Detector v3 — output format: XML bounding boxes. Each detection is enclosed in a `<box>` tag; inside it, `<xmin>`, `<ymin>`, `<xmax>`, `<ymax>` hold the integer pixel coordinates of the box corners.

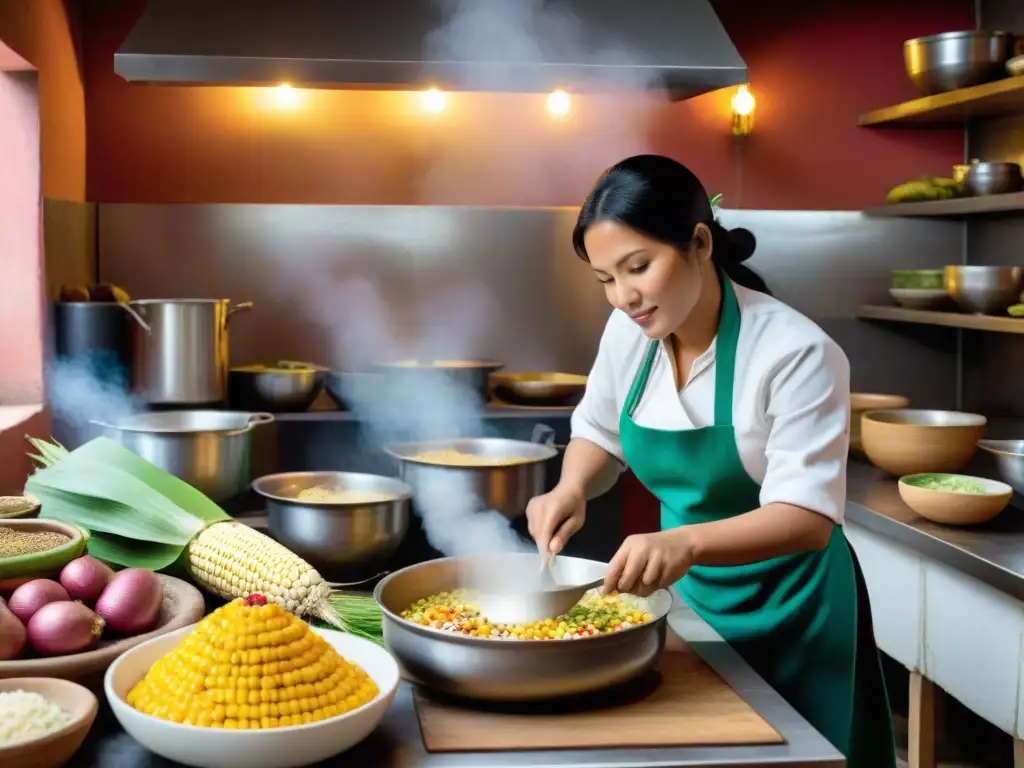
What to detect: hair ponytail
<box><xmin>706</xmin><ymin>221</ymin><xmax>772</xmax><ymax>295</ymax></box>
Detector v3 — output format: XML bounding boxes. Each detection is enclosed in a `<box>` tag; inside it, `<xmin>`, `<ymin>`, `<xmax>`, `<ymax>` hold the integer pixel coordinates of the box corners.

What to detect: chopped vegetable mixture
<box><xmin>400</xmin><ymin>589</ymin><xmax>654</xmax><ymax>640</ymax></box>
<box><xmin>905</xmin><ymin>474</ymin><xmax>987</xmax><ymax>494</ymax></box>
<box><xmin>126</xmin><ymin>595</ymin><xmax>378</xmax><ymax>729</ymax></box>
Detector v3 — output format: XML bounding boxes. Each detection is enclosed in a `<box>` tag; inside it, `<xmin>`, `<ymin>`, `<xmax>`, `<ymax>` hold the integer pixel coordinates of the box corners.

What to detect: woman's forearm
<box><xmin>683</xmin><ymin>503</ymin><xmax>834</xmax><ymax>567</ymax></box>
<box><xmin>556</xmin><ymin>438</ymin><xmax>622</xmax><ymax>500</ymax></box>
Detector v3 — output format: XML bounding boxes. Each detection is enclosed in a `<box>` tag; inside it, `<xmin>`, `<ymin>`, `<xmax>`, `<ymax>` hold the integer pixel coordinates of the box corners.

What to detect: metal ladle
<box><xmin>470</xmin><ymin>553</ymin><xmax>604</xmax><ymax>625</ymax></box>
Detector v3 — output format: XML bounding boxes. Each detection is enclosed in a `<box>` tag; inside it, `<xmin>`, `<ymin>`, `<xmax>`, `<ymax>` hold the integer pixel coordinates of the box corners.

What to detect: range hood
<box><xmin>115</xmin><ymin>0</ymin><xmax>747</xmax><ymax>100</ymax></box>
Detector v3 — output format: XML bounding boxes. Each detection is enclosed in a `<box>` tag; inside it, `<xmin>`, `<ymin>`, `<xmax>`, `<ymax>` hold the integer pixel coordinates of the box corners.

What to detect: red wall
<box><xmin>82</xmin><ymin>0</ymin><xmax>972</xmax><ymax>211</ymax></box>
<box><xmin>79</xmin><ymin>0</ymin><xmax>974</xmax><ymax>534</ymax></box>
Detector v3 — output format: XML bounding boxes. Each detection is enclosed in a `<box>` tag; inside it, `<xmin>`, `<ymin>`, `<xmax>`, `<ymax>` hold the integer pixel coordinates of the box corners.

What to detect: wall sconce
<box><xmin>730</xmin><ymin>84</ymin><xmax>755</xmax><ymax>137</ymax></box>
<box><xmin>547</xmin><ymin>89</ymin><xmax>571</xmax><ymax>119</ymax></box>
<box><xmin>421</xmin><ymin>87</ymin><xmax>447</xmax><ymax>114</ymax></box>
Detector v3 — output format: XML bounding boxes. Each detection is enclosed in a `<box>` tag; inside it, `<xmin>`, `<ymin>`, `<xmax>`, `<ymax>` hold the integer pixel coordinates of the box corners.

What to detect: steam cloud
<box><xmin>45</xmin><ymin>357</ymin><xmax>142</xmax><ymax>447</ymax></box>
<box><xmin>36</xmin><ymin>1</ymin><xmax>664</xmax><ymax>571</ymax></box>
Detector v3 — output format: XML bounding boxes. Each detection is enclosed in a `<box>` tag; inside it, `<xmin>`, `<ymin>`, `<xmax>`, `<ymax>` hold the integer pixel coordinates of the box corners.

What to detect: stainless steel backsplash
<box><xmin>96</xmin><ymin>204</ymin><xmax>962</xmax><ymax>408</ymax></box>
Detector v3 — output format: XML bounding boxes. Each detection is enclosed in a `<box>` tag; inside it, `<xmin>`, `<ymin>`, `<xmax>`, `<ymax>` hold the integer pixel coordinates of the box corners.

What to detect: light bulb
<box><xmin>547</xmin><ymin>89</ymin><xmax>571</xmax><ymax>118</ymax></box>
<box><xmin>421</xmin><ymin>87</ymin><xmax>447</xmax><ymax>114</ymax></box>
<box><xmin>731</xmin><ymin>84</ymin><xmax>755</xmax><ymax>117</ymax></box>
<box><xmin>274</xmin><ymin>83</ymin><xmax>299</xmax><ymax>109</ymax></box>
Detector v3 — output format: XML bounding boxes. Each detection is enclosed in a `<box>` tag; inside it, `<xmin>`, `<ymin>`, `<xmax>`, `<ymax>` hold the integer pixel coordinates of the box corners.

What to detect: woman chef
<box><xmin>526</xmin><ymin>154</ymin><xmax>896</xmax><ymax>767</ymax></box>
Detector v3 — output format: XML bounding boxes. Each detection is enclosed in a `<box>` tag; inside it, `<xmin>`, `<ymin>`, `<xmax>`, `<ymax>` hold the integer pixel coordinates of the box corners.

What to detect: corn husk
<box><xmin>24</xmin><ymin>436</ymin><xmax>382</xmax><ymax>644</ymax></box>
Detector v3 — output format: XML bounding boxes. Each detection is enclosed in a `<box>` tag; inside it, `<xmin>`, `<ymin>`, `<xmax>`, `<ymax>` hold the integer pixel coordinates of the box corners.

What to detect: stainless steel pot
<box><xmin>127</xmin><ymin>299</ymin><xmax>253</xmax><ymax>406</ymax></box>
<box><xmin>384</xmin><ymin>430</ymin><xmax>559</xmax><ymax>519</ymax></box>
<box><xmin>93</xmin><ymin>410</ymin><xmax>274</xmax><ymax>501</ymax></box>
<box><xmin>374</xmin><ymin>555</ymin><xmax>672</xmax><ymax>701</ymax></box>
<box><xmin>252</xmin><ymin>471</ymin><xmax>412</xmax><ymax>569</ymax></box>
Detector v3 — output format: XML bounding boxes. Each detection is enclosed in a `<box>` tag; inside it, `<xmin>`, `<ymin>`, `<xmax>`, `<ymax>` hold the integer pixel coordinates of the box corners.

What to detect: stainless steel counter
<box><xmin>846</xmin><ymin>456</ymin><xmax>1024</xmax><ymax>601</ymax></box>
<box><xmin>69</xmin><ymin>601</ymin><xmax>844</xmax><ymax>767</ymax></box>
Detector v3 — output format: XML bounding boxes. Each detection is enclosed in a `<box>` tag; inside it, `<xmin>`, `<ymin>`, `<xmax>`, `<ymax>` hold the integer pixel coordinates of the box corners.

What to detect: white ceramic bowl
<box><xmin>105</xmin><ymin>625</ymin><xmax>399</xmax><ymax>768</ymax></box>
<box><xmin>889</xmin><ymin>287</ymin><xmax>949</xmax><ymax>310</ymax></box>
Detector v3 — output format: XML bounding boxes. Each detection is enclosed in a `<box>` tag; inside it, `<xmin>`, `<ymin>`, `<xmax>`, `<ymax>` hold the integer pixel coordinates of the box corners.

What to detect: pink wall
<box><xmin>0</xmin><ymin>62</ymin><xmax>44</xmax><ymax>404</ymax></box>
<box><xmin>0</xmin><ymin>41</ymin><xmax>49</xmax><ymax>493</ymax></box>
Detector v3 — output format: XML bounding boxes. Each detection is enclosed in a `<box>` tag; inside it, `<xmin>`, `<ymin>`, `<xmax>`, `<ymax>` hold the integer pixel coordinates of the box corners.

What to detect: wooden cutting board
<box><xmin>414</xmin><ymin>638</ymin><xmax>784</xmax><ymax>752</ymax></box>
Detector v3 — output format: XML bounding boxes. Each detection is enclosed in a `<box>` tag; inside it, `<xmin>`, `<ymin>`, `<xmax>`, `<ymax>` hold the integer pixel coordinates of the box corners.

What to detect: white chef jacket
<box><xmin>571</xmin><ymin>279</ymin><xmax>850</xmax><ymax>524</ymax></box>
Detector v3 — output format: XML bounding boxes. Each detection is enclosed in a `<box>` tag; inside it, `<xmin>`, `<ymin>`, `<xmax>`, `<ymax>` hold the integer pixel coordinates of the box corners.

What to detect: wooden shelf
<box><xmin>858</xmin><ymin>305</ymin><xmax>1024</xmax><ymax>333</ymax></box>
<box><xmin>863</xmin><ymin>192</ymin><xmax>1024</xmax><ymax>218</ymax></box>
<box><xmin>857</xmin><ymin>75</ymin><xmax>1024</xmax><ymax>127</ymax></box>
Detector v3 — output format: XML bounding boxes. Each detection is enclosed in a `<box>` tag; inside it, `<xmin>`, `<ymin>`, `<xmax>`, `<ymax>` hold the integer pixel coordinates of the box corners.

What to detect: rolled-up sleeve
<box><xmin>571</xmin><ymin>319</ymin><xmax>625</xmax><ymax>464</ymax></box>
<box><xmin>758</xmin><ymin>338</ymin><xmax>850</xmax><ymax>523</ymax></box>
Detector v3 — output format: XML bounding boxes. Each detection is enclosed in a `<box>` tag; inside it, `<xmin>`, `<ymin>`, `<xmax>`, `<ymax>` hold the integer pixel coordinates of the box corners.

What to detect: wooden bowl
<box><xmin>0</xmin><ymin>677</ymin><xmax>98</xmax><ymax>768</ymax></box>
<box><xmin>860</xmin><ymin>409</ymin><xmax>986</xmax><ymax>476</ymax></box>
<box><xmin>0</xmin><ymin>496</ymin><xmax>40</xmax><ymax>520</ymax></box>
<box><xmin>849</xmin><ymin>393</ymin><xmax>910</xmax><ymax>454</ymax></box>
<box><xmin>899</xmin><ymin>474</ymin><xmax>1012</xmax><ymax>525</ymax></box>
<box><xmin>0</xmin><ymin>574</ymin><xmax>205</xmax><ymax>685</ymax></box>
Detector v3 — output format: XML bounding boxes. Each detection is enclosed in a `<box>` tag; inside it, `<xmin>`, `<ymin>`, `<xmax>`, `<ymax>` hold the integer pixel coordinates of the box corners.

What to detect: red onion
<box><xmin>60</xmin><ymin>556</ymin><xmax>115</xmax><ymax>603</ymax></box>
<box><xmin>8</xmin><ymin>579</ymin><xmax>70</xmax><ymax>624</ymax></box>
<box><xmin>95</xmin><ymin>568</ymin><xmax>163</xmax><ymax>636</ymax></box>
<box><xmin>0</xmin><ymin>597</ymin><xmax>26</xmax><ymax>660</ymax></box>
<box><xmin>27</xmin><ymin>601</ymin><xmax>104</xmax><ymax>656</ymax></box>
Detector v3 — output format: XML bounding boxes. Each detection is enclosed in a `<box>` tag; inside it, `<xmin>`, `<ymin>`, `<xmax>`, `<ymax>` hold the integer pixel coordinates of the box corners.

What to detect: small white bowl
<box><xmin>889</xmin><ymin>287</ymin><xmax>949</xmax><ymax>310</ymax></box>
<box><xmin>105</xmin><ymin>625</ymin><xmax>399</xmax><ymax>768</ymax></box>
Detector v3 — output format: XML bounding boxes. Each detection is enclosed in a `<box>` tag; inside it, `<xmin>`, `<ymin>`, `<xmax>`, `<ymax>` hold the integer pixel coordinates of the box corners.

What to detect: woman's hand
<box><xmin>526</xmin><ymin>485</ymin><xmax>586</xmax><ymax>557</ymax></box>
<box><xmin>604</xmin><ymin>529</ymin><xmax>695</xmax><ymax>597</ymax></box>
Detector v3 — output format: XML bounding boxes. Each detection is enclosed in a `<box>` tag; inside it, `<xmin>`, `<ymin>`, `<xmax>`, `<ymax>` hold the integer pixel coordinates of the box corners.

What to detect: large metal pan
<box><xmin>490</xmin><ymin>371</ymin><xmax>587</xmax><ymax>406</ymax></box>
<box><xmin>374</xmin><ymin>555</ymin><xmax>672</xmax><ymax>701</ymax></box>
<box><xmin>383</xmin><ymin>428</ymin><xmax>559</xmax><ymax>519</ymax></box>
<box><xmin>375</xmin><ymin>360</ymin><xmax>504</xmax><ymax>401</ymax></box>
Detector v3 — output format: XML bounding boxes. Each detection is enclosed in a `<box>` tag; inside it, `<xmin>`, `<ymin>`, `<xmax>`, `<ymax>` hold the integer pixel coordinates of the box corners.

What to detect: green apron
<box><xmin>617</xmin><ymin>274</ymin><xmax>896</xmax><ymax>766</ymax></box>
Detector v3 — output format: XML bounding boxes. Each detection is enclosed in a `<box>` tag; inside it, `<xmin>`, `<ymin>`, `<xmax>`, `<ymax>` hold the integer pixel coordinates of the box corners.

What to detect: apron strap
<box><xmin>713</xmin><ymin>273</ymin><xmax>741</xmax><ymax>428</ymax></box>
<box><xmin>623</xmin><ymin>269</ymin><xmax>743</xmax><ymax>426</ymax></box>
<box><xmin>625</xmin><ymin>339</ymin><xmax>660</xmax><ymax>419</ymax></box>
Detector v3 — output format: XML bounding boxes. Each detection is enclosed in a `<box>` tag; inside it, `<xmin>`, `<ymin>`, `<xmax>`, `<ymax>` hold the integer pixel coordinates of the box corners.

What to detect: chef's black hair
<box><xmin>572</xmin><ymin>154</ymin><xmax>772</xmax><ymax>295</ymax></box>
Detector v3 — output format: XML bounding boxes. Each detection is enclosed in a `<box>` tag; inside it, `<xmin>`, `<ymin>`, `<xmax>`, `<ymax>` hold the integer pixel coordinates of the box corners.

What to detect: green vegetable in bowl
<box><xmin>903</xmin><ymin>474</ymin><xmax>987</xmax><ymax>494</ymax></box>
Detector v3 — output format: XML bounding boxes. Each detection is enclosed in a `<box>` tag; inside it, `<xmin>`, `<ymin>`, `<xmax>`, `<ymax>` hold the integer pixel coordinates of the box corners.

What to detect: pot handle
<box><xmin>247</xmin><ymin>412</ymin><xmax>275</xmax><ymax>428</ymax></box>
<box><xmin>531</xmin><ymin>423</ymin><xmax>567</xmax><ymax>450</ymax></box>
<box><xmin>226</xmin><ymin>301</ymin><xmax>254</xmax><ymax>321</ymax></box>
<box><xmin>120</xmin><ymin>302</ymin><xmax>151</xmax><ymax>334</ymax></box>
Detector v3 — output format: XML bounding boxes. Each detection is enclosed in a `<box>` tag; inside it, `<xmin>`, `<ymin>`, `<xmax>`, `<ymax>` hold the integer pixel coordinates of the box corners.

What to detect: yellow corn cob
<box><xmin>186</xmin><ymin>521</ymin><xmax>338</xmax><ymax>627</ymax></box>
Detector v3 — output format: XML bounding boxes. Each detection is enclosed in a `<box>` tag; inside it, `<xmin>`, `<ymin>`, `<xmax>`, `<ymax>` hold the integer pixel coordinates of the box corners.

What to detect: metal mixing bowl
<box><xmin>228</xmin><ymin>364</ymin><xmax>323</xmax><ymax>413</ymax></box>
<box><xmin>964</xmin><ymin>162</ymin><xmax>1024</xmax><ymax>196</ymax></box>
<box><xmin>252</xmin><ymin>471</ymin><xmax>412</xmax><ymax>569</ymax></box>
<box><xmin>384</xmin><ymin>437</ymin><xmax>559</xmax><ymax>519</ymax></box>
<box><xmin>904</xmin><ymin>30</ymin><xmax>1013</xmax><ymax>95</ymax></box>
<box><xmin>977</xmin><ymin>440</ymin><xmax>1024</xmax><ymax>496</ymax></box>
<box><xmin>944</xmin><ymin>265</ymin><xmax>1023</xmax><ymax>315</ymax></box>
<box><xmin>374</xmin><ymin>555</ymin><xmax>672</xmax><ymax>701</ymax></box>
